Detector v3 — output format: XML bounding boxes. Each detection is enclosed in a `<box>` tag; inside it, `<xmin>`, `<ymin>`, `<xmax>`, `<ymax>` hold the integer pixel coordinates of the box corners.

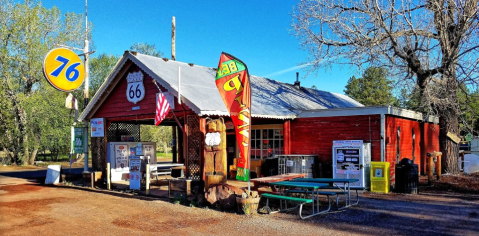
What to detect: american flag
<box><xmin>155</xmin><ymin>92</ymin><xmax>170</xmax><ymax>126</ymax></box>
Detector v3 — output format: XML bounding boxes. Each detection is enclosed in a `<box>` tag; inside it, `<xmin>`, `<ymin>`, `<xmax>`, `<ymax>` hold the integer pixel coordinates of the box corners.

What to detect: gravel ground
<box><xmin>1</xmin><ymin>181</ymin><xmax>478</xmax><ymax>236</ymax></box>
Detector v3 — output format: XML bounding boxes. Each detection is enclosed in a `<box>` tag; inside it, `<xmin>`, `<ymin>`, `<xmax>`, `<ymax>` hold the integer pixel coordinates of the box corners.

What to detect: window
<box><xmin>250</xmin><ymin>128</ymin><xmax>283</xmax><ymax>159</ymax></box>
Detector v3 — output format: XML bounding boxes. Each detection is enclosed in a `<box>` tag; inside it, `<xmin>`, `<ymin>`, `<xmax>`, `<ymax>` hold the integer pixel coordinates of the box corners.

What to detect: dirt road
<box><xmin>1</xmin><ymin>181</ymin><xmax>478</xmax><ymax>236</ymax></box>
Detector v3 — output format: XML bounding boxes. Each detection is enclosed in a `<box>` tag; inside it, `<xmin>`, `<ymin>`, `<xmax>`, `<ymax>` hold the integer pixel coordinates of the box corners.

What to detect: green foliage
<box><xmin>130</xmin><ymin>43</ymin><xmax>164</xmax><ymax>57</ymax></box>
<box><xmin>457</xmin><ymin>86</ymin><xmax>479</xmax><ymax>135</ymax></box>
<box><xmin>0</xmin><ymin>0</ymin><xmax>90</xmax><ymax>165</ymax></box>
<box><xmin>344</xmin><ymin>67</ymin><xmax>399</xmax><ymax>106</ymax></box>
<box><xmin>397</xmin><ymin>87</ymin><xmax>422</xmax><ymax>111</ymax></box>
<box><xmin>141</xmin><ymin>125</ymin><xmax>172</xmax><ymax>154</ymax></box>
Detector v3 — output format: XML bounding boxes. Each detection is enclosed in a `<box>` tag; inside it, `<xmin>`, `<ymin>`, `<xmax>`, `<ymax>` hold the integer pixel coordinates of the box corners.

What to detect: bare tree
<box><xmin>292</xmin><ymin>0</ymin><xmax>479</xmax><ymax>173</ymax></box>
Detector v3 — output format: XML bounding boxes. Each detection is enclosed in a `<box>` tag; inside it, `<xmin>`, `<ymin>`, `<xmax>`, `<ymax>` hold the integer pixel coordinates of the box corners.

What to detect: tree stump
<box><xmin>205</xmin><ymin>183</ymin><xmax>244</xmax><ymax>209</ymax></box>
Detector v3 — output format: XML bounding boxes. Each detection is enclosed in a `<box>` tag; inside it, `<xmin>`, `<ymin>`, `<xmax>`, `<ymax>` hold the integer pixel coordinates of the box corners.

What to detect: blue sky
<box><xmin>40</xmin><ymin>0</ymin><xmax>357</xmax><ymax>94</ymax></box>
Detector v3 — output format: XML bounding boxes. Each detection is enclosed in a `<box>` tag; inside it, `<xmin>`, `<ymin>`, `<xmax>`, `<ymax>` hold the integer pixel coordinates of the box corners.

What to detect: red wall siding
<box><xmin>94</xmin><ymin>64</ymin><xmax>157</xmax><ymax>118</ymax></box>
<box><xmin>290</xmin><ymin>115</ymin><xmax>382</xmax><ymax>163</ymax></box>
<box><xmin>421</xmin><ymin>122</ymin><xmax>440</xmax><ymax>174</ymax></box>
<box><xmin>385</xmin><ymin>116</ymin><xmax>421</xmax><ymax>182</ymax></box>
<box><xmin>92</xmin><ymin>64</ymin><xmax>188</xmax><ymax>119</ymax></box>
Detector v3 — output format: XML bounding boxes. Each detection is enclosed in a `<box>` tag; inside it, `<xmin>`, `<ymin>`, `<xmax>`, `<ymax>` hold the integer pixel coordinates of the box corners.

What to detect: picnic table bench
<box><xmin>261</xmin><ymin>181</ymin><xmax>331</xmax><ymax>219</ymax></box>
<box><xmin>291</xmin><ymin>178</ymin><xmax>362</xmax><ymax>209</ymax></box>
<box><xmin>261</xmin><ymin>178</ymin><xmax>363</xmax><ymax>219</ymax></box>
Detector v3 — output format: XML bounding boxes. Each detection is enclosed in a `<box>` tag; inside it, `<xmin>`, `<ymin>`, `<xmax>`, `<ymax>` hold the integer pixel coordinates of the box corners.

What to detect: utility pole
<box><xmin>83</xmin><ymin>0</ymin><xmax>90</xmax><ymax>173</ymax></box>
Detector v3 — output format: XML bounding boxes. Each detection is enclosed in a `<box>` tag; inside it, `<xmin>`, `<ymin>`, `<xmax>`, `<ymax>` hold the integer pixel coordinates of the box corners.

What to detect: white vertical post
<box><xmin>380</xmin><ymin>114</ymin><xmax>385</xmax><ymax>162</ymax></box>
<box><xmin>83</xmin><ymin>126</ymin><xmax>89</xmax><ymax>172</ymax></box>
<box><xmin>107</xmin><ymin>162</ymin><xmax>111</xmax><ymax>190</ymax></box>
<box><xmin>172</xmin><ymin>16</ymin><xmax>175</xmax><ymax>61</ymax></box>
<box><xmin>70</xmin><ymin>126</ymin><xmax>73</xmax><ymax>171</ymax></box>
<box><xmin>146</xmin><ymin>163</ymin><xmax>150</xmax><ymax>195</ymax></box>
<box><xmin>83</xmin><ymin>0</ymin><xmax>90</xmax><ymax>173</ymax></box>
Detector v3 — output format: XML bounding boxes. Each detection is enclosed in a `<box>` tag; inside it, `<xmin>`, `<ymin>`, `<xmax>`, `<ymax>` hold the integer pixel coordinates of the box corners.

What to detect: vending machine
<box><xmin>332</xmin><ymin>140</ymin><xmax>371</xmax><ymax>188</ymax></box>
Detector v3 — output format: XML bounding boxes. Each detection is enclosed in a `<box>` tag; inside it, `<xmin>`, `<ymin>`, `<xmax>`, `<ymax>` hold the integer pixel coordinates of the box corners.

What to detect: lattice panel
<box><xmin>107</xmin><ymin>123</ymin><xmax>140</xmax><ymax>142</ymax></box>
<box><xmin>91</xmin><ymin>123</ymin><xmax>140</xmax><ymax>173</ymax></box>
<box><xmin>91</xmin><ymin>137</ymin><xmax>105</xmax><ymax>171</ymax></box>
<box><xmin>187</xmin><ymin>115</ymin><xmax>201</xmax><ymax>180</ymax></box>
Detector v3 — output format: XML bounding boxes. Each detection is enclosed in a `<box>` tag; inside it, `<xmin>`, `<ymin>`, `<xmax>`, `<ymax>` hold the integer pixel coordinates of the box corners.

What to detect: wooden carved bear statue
<box><xmin>204</xmin><ymin>117</ymin><xmax>227</xmax><ymax>187</ymax></box>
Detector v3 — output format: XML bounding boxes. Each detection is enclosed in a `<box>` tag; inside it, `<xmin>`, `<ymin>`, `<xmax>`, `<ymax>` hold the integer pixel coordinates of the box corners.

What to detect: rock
<box><xmin>205</xmin><ymin>184</ymin><xmax>245</xmax><ymax>209</ymax></box>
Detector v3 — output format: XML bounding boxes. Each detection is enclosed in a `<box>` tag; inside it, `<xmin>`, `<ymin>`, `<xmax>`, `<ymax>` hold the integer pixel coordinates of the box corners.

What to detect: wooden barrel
<box><xmin>236</xmin><ymin>197</ymin><xmax>260</xmax><ymax>214</ymax></box>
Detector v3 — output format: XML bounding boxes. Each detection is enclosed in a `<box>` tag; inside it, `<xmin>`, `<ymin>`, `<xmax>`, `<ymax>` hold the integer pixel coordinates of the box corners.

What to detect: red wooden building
<box><xmin>79</xmin><ymin>51</ymin><xmax>439</xmax><ymax>186</ymax></box>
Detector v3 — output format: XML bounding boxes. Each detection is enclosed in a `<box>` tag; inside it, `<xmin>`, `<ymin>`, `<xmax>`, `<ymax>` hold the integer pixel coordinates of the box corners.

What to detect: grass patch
<box><xmin>156</xmin><ymin>152</ymin><xmax>172</xmax><ymax>158</ymax></box>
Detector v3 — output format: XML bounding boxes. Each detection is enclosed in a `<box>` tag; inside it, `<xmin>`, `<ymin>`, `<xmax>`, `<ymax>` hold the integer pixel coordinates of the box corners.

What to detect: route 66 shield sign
<box><xmin>126</xmin><ymin>71</ymin><xmax>145</xmax><ymax>104</ymax></box>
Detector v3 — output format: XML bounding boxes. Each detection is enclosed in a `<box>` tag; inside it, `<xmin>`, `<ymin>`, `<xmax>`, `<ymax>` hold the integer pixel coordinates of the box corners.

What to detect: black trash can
<box><xmin>395</xmin><ymin>158</ymin><xmax>419</xmax><ymax>194</ymax></box>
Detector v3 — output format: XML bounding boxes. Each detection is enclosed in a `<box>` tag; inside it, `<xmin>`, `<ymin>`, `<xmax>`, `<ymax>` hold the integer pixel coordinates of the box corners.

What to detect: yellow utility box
<box><xmin>370</xmin><ymin>161</ymin><xmax>390</xmax><ymax>193</ymax></box>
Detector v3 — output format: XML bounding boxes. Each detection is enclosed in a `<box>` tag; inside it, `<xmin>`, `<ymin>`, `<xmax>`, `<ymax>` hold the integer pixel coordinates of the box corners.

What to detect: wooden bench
<box><xmin>261</xmin><ymin>193</ymin><xmax>314</xmax><ymax>219</ymax></box>
<box><xmin>150</xmin><ymin>170</ymin><xmax>172</xmax><ymax>184</ymax></box>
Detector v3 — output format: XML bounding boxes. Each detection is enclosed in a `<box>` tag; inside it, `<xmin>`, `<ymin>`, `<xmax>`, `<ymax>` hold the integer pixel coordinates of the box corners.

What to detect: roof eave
<box><xmin>297</xmin><ymin>106</ymin><xmax>439</xmax><ymax>123</ymax></box>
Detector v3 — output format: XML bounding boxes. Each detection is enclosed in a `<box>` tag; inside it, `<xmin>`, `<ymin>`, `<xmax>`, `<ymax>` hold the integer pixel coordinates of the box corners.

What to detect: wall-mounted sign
<box><xmin>121</xmin><ymin>136</ymin><xmax>134</xmax><ymax>142</ymax></box>
<box><xmin>114</xmin><ymin>145</ymin><xmax>128</xmax><ymax>169</ymax></box>
<box><xmin>90</xmin><ymin>118</ymin><xmax>105</xmax><ymax>137</ymax></box>
<box><xmin>286</xmin><ymin>160</ymin><xmax>294</xmax><ymax>167</ymax></box>
<box><xmin>144</xmin><ymin>145</ymin><xmax>155</xmax><ymax>159</ymax></box>
<box><xmin>126</xmin><ymin>71</ymin><xmax>145</xmax><ymax>104</ymax></box>
<box><xmin>43</xmin><ymin>48</ymin><xmax>85</xmax><ymax>92</ymax></box>
<box><xmin>447</xmin><ymin>132</ymin><xmax>461</xmax><ymax>144</ymax></box>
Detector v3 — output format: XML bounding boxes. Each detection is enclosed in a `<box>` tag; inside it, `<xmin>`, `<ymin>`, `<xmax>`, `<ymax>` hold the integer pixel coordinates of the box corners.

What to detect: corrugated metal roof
<box><xmin>249</xmin><ymin>76</ymin><xmax>363</xmax><ymax>118</ymax></box>
<box><xmin>80</xmin><ymin>51</ymin><xmax>362</xmax><ymax>121</ymax></box>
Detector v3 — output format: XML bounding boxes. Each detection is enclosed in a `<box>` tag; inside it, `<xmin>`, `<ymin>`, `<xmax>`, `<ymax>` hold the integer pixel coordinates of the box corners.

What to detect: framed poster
<box><xmin>90</xmin><ymin>118</ymin><xmax>105</xmax><ymax>137</ymax></box>
<box><xmin>114</xmin><ymin>145</ymin><xmax>128</xmax><ymax>169</ymax></box>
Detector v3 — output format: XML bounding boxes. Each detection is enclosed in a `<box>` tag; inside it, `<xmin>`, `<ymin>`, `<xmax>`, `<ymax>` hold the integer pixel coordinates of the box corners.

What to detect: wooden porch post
<box><xmin>172</xmin><ymin>126</ymin><xmax>177</xmax><ymax>163</ymax></box>
<box><xmin>284</xmin><ymin>120</ymin><xmax>291</xmax><ymax>155</ymax></box>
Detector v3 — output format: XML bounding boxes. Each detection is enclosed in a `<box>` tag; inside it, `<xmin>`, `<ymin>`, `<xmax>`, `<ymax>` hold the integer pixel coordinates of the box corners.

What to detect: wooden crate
<box><xmin>168</xmin><ymin>179</ymin><xmax>192</xmax><ymax>199</ymax></box>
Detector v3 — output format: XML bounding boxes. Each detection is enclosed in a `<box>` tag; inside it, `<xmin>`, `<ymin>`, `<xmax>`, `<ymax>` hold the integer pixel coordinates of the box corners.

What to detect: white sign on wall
<box><xmin>114</xmin><ymin>145</ymin><xmax>128</xmax><ymax>169</ymax></box>
<box><xmin>126</xmin><ymin>71</ymin><xmax>145</xmax><ymax>104</ymax></box>
<box><xmin>144</xmin><ymin>145</ymin><xmax>155</xmax><ymax>159</ymax></box>
<box><xmin>90</xmin><ymin>118</ymin><xmax>105</xmax><ymax>137</ymax></box>
<box><xmin>286</xmin><ymin>160</ymin><xmax>294</xmax><ymax>167</ymax></box>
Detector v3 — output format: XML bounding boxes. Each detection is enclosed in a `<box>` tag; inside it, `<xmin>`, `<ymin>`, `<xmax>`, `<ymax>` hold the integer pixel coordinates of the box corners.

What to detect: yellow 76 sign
<box><xmin>43</xmin><ymin>48</ymin><xmax>85</xmax><ymax>92</ymax></box>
